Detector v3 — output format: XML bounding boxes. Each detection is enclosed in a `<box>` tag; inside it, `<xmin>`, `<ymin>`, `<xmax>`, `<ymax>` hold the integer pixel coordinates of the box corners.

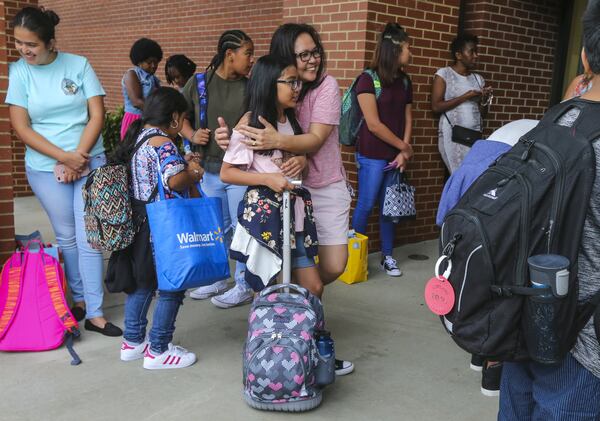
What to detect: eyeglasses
<box><xmin>295</xmin><ymin>48</ymin><xmax>322</xmax><ymax>63</ymax></box>
<box><xmin>277</xmin><ymin>79</ymin><xmax>303</xmax><ymax>90</ymax></box>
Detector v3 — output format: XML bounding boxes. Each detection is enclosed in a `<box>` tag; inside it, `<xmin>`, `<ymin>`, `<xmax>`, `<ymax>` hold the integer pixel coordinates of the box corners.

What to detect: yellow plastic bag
<box><xmin>338</xmin><ymin>232</ymin><xmax>368</xmax><ymax>284</ymax></box>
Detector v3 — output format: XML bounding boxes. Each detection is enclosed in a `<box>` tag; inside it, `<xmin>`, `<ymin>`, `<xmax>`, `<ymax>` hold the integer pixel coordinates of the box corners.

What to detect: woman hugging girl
<box><xmin>221</xmin><ymin>54</ymin><xmax>322</xmax><ymax>297</ymax></box>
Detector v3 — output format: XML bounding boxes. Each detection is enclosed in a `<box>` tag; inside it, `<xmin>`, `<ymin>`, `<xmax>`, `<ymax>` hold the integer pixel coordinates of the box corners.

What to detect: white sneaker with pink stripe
<box><xmin>143</xmin><ymin>343</ymin><xmax>197</xmax><ymax>370</ymax></box>
<box><xmin>120</xmin><ymin>340</ymin><xmax>149</xmax><ymax>362</ymax></box>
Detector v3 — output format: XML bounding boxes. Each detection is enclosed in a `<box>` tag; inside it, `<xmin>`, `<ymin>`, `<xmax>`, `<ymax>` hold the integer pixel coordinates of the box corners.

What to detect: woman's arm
<box><xmin>9</xmin><ymin>105</ymin><xmax>88</xmax><ymax>171</ymax></box>
<box><xmin>237</xmin><ymin>115</ymin><xmax>331</xmax><ymax>154</ymax></box>
<box><xmin>431</xmin><ymin>74</ymin><xmax>481</xmax><ymax>114</ymax></box>
<box><xmin>220</xmin><ymin>162</ymin><xmax>294</xmax><ymax>193</ymax></box>
<box><xmin>76</xmin><ymin>95</ymin><xmax>105</xmax><ymax>154</ymax></box>
<box><xmin>403</xmin><ymin>103</ymin><xmax>412</xmax><ymax>145</ymax></box>
<box><xmin>357</xmin><ymin>92</ymin><xmax>413</xmax><ymax>157</ymax></box>
<box><xmin>123</xmin><ymin>70</ymin><xmax>145</xmax><ymax>110</ymax></box>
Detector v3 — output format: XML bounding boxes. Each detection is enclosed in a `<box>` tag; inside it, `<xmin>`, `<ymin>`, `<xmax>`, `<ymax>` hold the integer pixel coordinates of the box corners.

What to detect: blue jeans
<box><xmin>123</xmin><ymin>288</ymin><xmax>186</xmax><ymax>354</ymax></box>
<box><xmin>499</xmin><ymin>353</ymin><xmax>600</xmax><ymax>421</ymax></box>
<box><xmin>26</xmin><ymin>154</ymin><xmax>106</xmax><ymax>319</ymax></box>
<box><xmin>351</xmin><ymin>153</ymin><xmax>396</xmax><ymax>256</ymax></box>
<box><xmin>201</xmin><ymin>171</ymin><xmax>248</xmax><ymax>287</ymax></box>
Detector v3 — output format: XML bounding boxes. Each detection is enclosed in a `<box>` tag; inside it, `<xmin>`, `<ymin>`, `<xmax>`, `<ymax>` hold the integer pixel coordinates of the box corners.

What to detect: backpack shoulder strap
<box><xmin>363</xmin><ymin>69</ymin><xmax>382</xmax><ymax>99</ymax></box>
<box><xmin>0</xmin><ymin>254</ymin><xmax>24</xmax><ymax>340</ymax></box>
<box><xmin>42</xmin><ymin>253</ymin><xmax>78</xmax><ymax>334</ymax></box>
<box><xmin>43</xmin><ymin>255</ymin><xmax>82</xmax><ymax>365</ymax></box>
<box><xmin>196</xmin><ymin>72</ymin><xmax>208</xmax><ymax>129</ymax></box>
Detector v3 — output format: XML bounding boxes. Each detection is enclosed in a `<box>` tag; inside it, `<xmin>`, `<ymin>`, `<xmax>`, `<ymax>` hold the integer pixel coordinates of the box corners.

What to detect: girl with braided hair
<box><xmin>180</xmin><ymin>30</ymin><xmax>259</xmax><ymax>307</ymax></box>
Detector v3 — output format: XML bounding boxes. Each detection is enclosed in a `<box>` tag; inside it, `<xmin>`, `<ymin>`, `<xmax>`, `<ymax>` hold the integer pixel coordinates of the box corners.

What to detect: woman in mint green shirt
<box><xmin>6</xmin><ymin>7</ymin><xmax>121</xmax><ymax>337</ymax></box>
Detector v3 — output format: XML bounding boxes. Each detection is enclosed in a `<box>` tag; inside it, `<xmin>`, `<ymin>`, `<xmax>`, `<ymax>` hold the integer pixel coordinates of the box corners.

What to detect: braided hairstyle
<box><xmin>206</xmin><ymin>30</ymin><xmax>253</xmax><ymax>85</ymax></box>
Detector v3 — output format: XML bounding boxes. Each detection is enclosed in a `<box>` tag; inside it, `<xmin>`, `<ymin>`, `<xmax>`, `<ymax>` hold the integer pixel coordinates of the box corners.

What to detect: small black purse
<box><xmin>444</xmin><ymin>113</ymin><xmax>482</xmax><ymax>147</ymax></box>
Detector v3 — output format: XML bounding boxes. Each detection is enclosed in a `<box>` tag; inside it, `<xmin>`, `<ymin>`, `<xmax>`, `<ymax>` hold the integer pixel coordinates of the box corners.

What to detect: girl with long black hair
<box><xmin>115</xmin><ymin>87</ymin><xmax>203</xmax><ymax>370</ymax></box>
<box><xmin>221</xmin><ymin>54</ymin><xmax>321</xmax><ymax>296</ymax></box>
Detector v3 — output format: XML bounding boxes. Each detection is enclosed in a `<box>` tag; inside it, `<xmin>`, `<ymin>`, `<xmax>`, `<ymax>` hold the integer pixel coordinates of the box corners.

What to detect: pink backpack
<box><xmin>0</xmin><ymin>241</ymin><xmax>81</xmax><ymax>364</ymax></box>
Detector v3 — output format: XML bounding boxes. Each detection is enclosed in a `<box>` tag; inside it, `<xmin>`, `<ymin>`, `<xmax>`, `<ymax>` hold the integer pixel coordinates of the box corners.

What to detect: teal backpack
<box><xmin>339</xmin><ymin>69</ymin><xmax>382</xmax><ymax>147</ymax></box>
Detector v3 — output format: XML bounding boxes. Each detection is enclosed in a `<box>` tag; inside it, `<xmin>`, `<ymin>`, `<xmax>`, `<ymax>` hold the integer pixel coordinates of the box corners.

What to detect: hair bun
<box><xmin>43</xmin><ymin>9</ymin><xmax>60</xmax><ymax>26</ymax></box>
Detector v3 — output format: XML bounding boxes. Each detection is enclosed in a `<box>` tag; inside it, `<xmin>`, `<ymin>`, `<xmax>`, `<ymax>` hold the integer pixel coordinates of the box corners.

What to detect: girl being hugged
<box><xmin>217</xmin><ymin>23</ymin><xmax>355</xmax><ymax>376</ymax></box>
<box><xmin>352</xmin><ymin>23</ymin><xmax>413</xmax><ymax>277</ymax></box>
<box><xmin>6</xmin><ymin>6</ymin><xmax>121</xmax><ymax>335</ymax></box>
<box><xmin>180</xmin><ymin>30</ymin><xmax>259</xmax><ymax>308</ymax></box>
<box><xmin>120</xmin><ymin>38</ymin><xmax>163</xmax><ymax>139</ymax></box>
<box><xmin>222</xmin><ymin>54</ymin><xmax>322</xmax><ymax>297</ymax></box>
<box><xmin>114</xmin><ymin>87</ymin><xmax>204</xmax><ymax>369</ymax></box>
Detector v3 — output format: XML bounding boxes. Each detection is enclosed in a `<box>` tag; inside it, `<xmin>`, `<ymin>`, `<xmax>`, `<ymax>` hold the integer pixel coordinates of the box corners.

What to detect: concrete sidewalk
<box><xmin>2</xmin><ymin>196</ymin><xmax>499</xmax><ymax>421</ymax></box>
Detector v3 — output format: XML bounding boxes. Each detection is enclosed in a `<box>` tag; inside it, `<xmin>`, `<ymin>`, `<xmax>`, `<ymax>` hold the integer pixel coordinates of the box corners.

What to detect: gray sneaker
<box><xmin>211</xmin><ymin>284</ymin><xmax>254</xmax><ymax>309</ymax></box>
<box><xmin>190</xmin><ymin>280</ymin><xmax>229</xmax><ymax>300</ymax></box>
<box><xmin>381</xmin><ymin>255</ymin><xmax>402</xmax><ymax>277</ymax></box>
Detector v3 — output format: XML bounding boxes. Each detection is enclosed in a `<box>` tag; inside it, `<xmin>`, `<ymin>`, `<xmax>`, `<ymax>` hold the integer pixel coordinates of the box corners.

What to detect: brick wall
<box><xmin>0</xmin><ymin>0</ymin><xmax>16</xmax><ymax>257</ymax></box>
<box><xmin>27</xmin><ymin>0</ymin><xmax>561</xmax><ymax>252</ymax></box>
<box><xmin>44</xmin><ymin>0</ymin><xmax>284</xmax><ymax>110</ymax></box>
<box><xmin>5</xmin><ymin>0</ymin><xmax>36</xmax><ymax>197</ymax></box>
<box><xmin>462</xmin><ymin>0</ymin><xmax>560</xmax><ymax>131</ymax></box>
<box><xmin>282</xmin><ymin>0</ymin><xmax>461</xmax><ymax>252</ymax></box>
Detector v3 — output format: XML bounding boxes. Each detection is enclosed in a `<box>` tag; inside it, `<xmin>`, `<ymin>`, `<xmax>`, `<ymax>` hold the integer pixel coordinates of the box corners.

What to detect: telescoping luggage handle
<box><xmin>282</xmin><ymin>179</ymin><xmax>303</xmax><ymax>290</ymax></box>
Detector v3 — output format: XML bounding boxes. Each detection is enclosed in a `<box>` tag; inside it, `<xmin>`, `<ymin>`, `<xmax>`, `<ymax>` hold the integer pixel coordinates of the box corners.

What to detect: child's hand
<box><xmin>280</xmin><ymin>156</ymin><xmax>306</xmax><ymax>179</ymax></box>
<box><xmin>264</xmin><ymin>173</ymin><xmax>295</xmax><ymax>193</ymax></box>
<box><xmin>192</xmin><ymin>128</ymin><xmax>211</xmax><ymax>146</ymax></box>
<box><xmin>187</xmin><ymin>160</ymin><xmax>204</xmax><ymax>182</ymax></box>
<box><xmin>214</xmin><ymin>117</ymin><xmax>230</xmax><ymax>151</ymax></box>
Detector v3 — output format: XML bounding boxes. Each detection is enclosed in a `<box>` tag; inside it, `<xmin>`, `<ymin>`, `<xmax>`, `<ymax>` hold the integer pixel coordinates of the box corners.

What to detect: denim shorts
<box><xmin>292</xmin><ymin>233</ymin><xmax>315</xmax><ymax>269</ymax></box>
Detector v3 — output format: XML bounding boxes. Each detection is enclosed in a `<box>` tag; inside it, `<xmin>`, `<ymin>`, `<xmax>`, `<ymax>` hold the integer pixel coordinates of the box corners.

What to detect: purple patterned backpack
<box><xmin>243</xmin><ymin>283</ymin><xmax>326</xmax><ymax>412</ymax></box>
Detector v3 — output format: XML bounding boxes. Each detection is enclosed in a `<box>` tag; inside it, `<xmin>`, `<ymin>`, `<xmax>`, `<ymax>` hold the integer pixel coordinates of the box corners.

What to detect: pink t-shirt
<box><xmin>297</xmin><ymin>74</ymin><xmax>346</xmax><ymax>188</ymax></box>
<box><xmin>223</xmin><ymin>118</ymin><xmax>305</xmax><ymax>231</ymax></box>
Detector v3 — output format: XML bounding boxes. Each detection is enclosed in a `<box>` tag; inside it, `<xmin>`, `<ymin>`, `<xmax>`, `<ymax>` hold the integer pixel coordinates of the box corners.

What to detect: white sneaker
<box><xmin>211</xmin><ymin>284</ymin><xmax>254</xmax><ymax>309</ymax></box>
<box><xmin>120</xmin><ymin>339</ymin><xmax>149</xmax><ymax>361</ymax></box>
<box><xmin>190</xmin><ymin>280</ymin><xmax>229</xmax><ymax>300</ymax></box>
<box><xmin>381</xmin><ymin>255</ymin><xmax>402</xmax><ymax>277</ymax></box>
<box><xmin>143</xmin><ymin>343</ymin><xmax>197</xmax><ymax>370</ymax></box>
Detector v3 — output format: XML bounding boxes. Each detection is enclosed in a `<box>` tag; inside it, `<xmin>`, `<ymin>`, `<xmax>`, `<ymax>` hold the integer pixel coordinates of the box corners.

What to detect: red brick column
<box><xmin>5</xmin><ymin>1</ymin><xmax>37</xmax><ymax>197</ymax></box>
<box><xmin>0</xmin><ymin>0</ymin><xmax>15</xmax><ymax>257</ymax></box>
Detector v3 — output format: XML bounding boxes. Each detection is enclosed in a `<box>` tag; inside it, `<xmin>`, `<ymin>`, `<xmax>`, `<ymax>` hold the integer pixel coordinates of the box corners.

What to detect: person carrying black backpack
<box><xmin>498</xmin><ymin>1</ymin><xmax>600</xmax><ymax>418</ymax></box>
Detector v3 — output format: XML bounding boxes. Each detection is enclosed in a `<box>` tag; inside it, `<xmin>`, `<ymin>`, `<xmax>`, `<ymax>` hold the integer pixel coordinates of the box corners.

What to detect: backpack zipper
<box><xmin>514</xmin><ymin>173</ymin><xmax>532</xmax><ymax>287</ymax></box>
<box><xmin>486</xmin><ymin>166</ymin><xmax>532</xmax><ymax>287</ymax></box>
<box><xmin>531</xmin><ymin>142</ymin><xmax>564</xmax><ymax>252</ymax></box>
<box><xmin>446</xmin><ymin>209</ymin><xmax>495</xmax><ymax>287</ymax></box>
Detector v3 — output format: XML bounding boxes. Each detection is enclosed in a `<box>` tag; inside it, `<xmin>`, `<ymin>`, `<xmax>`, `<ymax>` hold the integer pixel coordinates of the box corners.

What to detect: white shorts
<box><xmin>306</xmin><ymin>179</ymin><xmax>351</xmax><ymax>246</ymax></box>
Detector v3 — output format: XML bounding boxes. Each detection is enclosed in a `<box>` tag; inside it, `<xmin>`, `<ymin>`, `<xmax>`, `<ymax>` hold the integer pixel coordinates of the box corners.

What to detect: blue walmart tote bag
<box><xmin>146</xmin><ymin>159</ymin><xmax>230</xmax><ymax>291</ymax></box>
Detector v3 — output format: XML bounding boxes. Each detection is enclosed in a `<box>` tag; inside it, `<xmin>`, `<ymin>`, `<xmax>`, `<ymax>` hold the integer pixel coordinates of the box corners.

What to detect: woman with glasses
<box><xmin>221</xmin><ymin>23</ymin><xmax>355</xmax><ymax>377</ymax></box>
<box><xmin>351</xmin><ymin>23</ymin><xmax>413</xmax><ymax>278</ymax></box>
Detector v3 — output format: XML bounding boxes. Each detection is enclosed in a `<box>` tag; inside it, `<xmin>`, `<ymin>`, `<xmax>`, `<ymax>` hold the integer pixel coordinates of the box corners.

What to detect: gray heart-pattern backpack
<box><xmin>243</xmin><ymin>283</ymin><xmax>326</xmax><ymax>412</ymax></box>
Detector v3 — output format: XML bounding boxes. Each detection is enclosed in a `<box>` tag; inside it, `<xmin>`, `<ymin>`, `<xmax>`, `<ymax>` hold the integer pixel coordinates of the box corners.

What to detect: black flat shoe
<box><xmin>84</xmin><ymin>320</ymin><xmax>123</xmax><ymax>337</ymax></box>
<box><xmin>70</xmin><ymin>306</ymin><xmax>86</xmax><ymax>322</ymax></box>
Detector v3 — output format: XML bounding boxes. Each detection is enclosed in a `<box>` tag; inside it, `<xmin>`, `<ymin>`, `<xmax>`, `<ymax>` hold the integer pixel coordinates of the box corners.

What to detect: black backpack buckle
<box><xmin>491</xmin><ymin>286</ymin><xmax>513</xmax><ymax>297</ymax></box>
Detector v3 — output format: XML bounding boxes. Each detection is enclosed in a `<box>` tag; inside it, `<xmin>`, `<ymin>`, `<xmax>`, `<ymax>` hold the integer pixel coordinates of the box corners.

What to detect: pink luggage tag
<box><xmin>424</xmin><ymin>255</ymin><xmax>455</xmax><ymax>316</ymax></box>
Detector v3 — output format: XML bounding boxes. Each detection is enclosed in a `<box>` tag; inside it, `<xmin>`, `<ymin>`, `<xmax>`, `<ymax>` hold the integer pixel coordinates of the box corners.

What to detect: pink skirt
<box><xmin>120</xmin><ymin>112</ymin><xmax>141</xmax><ymax>140</ymax></box>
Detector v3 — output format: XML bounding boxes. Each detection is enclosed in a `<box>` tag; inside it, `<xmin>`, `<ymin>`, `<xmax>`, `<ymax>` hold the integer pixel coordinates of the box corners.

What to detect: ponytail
<box><xmin>109</xmin><ymin>87</ymin><xmax>188</xmax><ymax>164</ymax></box>
<box><xmin>109</xmin><ymin>119</ymin><xmax>144</xmax><ymax>164</ymax></box>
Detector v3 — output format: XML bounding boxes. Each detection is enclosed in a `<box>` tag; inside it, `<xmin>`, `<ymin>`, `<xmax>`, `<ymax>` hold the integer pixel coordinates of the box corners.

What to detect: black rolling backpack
<box><xmin>437</xmin><ymin>98</ymin><xmax>600</xmax><ymax>363</ymax></box>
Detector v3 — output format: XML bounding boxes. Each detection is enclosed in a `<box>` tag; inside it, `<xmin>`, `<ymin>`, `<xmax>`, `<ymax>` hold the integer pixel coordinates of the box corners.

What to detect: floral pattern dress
<box><xmin>130</xmin><ymin>127</ymin><xmax>186</xmax><ymax>202</ymax></box>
